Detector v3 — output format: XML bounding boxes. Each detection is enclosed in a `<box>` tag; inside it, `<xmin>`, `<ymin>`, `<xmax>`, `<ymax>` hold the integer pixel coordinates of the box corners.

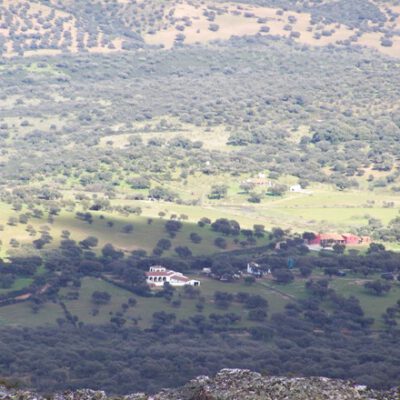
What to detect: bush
<box><xmin>157</xmin><ymin>239</ymin><xmax>172</xmax><ymax>250</ymax></box>
<box><xmin>214</xmin><ymin>237</ymin><xmax>227</xmax><ymax>249</ymax></box>
<box><xmin>175</xmin><ymin>246</ymin><xmax>192</xmax><ymax>258</ymax></box>
<box><xmin>272</xmin><ymin>269</ymin><xmax>294</xmax><ymax>284</ymax></box>
<box><xmin>364</xmin><ymin>280</ymin><xmax>391</xmax><ymax>296</ymax></box>
<box><xmin>189</xmin><ymin>233</ymin><xmax>202</xmax><ymax>244</ymax></box>
<box><xmin>209</xmin><ymin>23</ymin><xmax>220</xmax><ymax>32</ymax></box>
<box><xmin>91</xmin><ymin>291</ymin><xmax>111</xmax><ymax>305</ymax></box>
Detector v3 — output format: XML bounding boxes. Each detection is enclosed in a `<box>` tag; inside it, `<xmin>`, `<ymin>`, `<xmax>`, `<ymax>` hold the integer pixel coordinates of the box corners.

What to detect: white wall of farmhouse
<box><xmin>146</xmin><ymin>266</ymin><xmax>200</xmax><ymax>287</ymax></box>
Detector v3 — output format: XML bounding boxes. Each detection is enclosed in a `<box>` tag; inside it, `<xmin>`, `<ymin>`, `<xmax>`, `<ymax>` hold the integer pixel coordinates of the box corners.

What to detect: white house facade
<box><xmin>246</xmin><ymin>262</ymin><xmax>270</xmax><ymax>277</ymax></box>
<box><xmin>289</xmin><ymin>184</ymin><xmax>303</xmax><ymax>193</ymax></box>
<box><xmin>146</xmin><ymin>266</ymin><xmax>200</xmax><ymax>287</ymax></box>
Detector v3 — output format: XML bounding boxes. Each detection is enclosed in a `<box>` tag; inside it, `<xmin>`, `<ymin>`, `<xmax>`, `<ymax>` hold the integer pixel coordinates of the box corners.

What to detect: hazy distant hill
<box><xmin>0</xmin><ymin>0</ymin><xmax>399</xmax><ymax>57</ymax></box>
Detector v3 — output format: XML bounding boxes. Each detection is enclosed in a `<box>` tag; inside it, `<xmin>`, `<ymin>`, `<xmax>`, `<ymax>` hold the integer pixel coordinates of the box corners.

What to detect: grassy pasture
<box><xmin>1</xmin><ymin>272</ymin><xmax>398</xmax><ymax>329</ymax></box>
<box><xmin>0</xmin><ymin>278</ymin><xmax>34</xmax><ymax>295</ymax></box>
<box><xmin>0</xmin><ymin>301</ymin><xmax>63</xmax><ymax>327</ymax></box>
<box><xmin>1</xmin><ymin>275</ymin><xmax>288</xmax><ymax>329</ymax></box>
<box><xmin>99</xmin><ymin>120</ymin><xmax>231</xmax><ymax>152</ymax></box>
<box><xmin>0</xmin><ymin>201</ymin><xmax>270</xmax><ymax>258</ymax></box>
<box><xmin>118</xmin><ymin>185</ymin><xmax>400</xmax><ymax>235</ymax></box>
<box><xmin>262</xmin><ymin>272</ymin><xmax>400</xmax><ymax>328</ymax></box>
<box><xmin>1</xmin><ymin>182</ymin><xmax>398</xmax><ymax>259</ymax></box>
<box><xmin>51</xmin><ymin>210</ymin><xmax>268</xmax><ymax>256</ymax></box>
<box><xmin>330</xmin><ymin>277</ymin><xmax>400</xmax><ymax>322</ymax></box>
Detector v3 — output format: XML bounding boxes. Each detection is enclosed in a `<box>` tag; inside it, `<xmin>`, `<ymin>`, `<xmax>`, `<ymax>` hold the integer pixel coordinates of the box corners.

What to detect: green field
<box><xmin>0</xmin><ymin>301</ymin><xmax>63</xmax><ymax>327</ymax></box>
<box><xmin>2</xmin><ymin>183</ymin><xmax>395</xmax><ymax>258</ymax></box>
<box><xmin>0</xmin><ymin>201</ymin><xmax>270</xmax><ymax>258</ymax></box>
<box><xmin>0</xmin><ymin>276</ymin><xmax>290</xmax><ymax>329</ymax></box>
<box><xmin>261</xmin><ymin>273</ymin><xmax>400</xmax><ymax>328</ymax></box>
<box><xmin>0</xmin><ymin>176</ymin><xmax>398</xmax><ymax>333</ymax></box>
<box><xmin>330</xmin><ymin>277</ymin><xmax>400</xmax><ymax>322</ymax></box>
<box><xmin>1</xmin><ymin>271</ymin><xmax>398</xmax><ymax>330</ymax></box>
<box><xmin>0</xmin><ymin>276</ymin><xmax>288</xmax><ymax>329</ymax></box>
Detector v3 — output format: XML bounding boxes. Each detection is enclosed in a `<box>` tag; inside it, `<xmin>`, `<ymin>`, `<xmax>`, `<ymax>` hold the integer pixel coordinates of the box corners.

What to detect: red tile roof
<box><xmin>171</xmin><ymin>275</ymin><xmax>189</xmax><ymax>282</ymax></box>
<box><xmin>146</xmin><ymin>268</ymin><xmax>197</xmax><ymax>283</ymax></box>
<box><xmin>318</xmin><ymin>233</ymin><xmax>345</xmax><ymax>241</ymax></box>
<box><xmin>146</xmin><ymin>271</ymin><xmax>174</xmax><ymax>277</ymax></box>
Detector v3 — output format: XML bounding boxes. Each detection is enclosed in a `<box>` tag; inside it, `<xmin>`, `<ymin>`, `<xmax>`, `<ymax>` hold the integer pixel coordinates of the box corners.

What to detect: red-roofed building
<box><xmin>309</xmin><ymin>234</ymin><xmax>345</xmax><ymax>246</ymax></box>
<box><xmin>146</xmin><ymin>266</ymin><xmax>200</xmax><ymax>287</ymax></box>
<box><xmin>309</xmin><ymin>233</ymin><xmax>371</xmax><ymax>247</ymax></box>
<box><xmin>342</xmin><ymin>234</ymin><xmax>361</xmax><ymax>245</ymax></box>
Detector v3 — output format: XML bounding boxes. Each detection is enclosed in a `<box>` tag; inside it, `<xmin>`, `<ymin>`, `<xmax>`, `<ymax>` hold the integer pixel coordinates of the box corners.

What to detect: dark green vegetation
<box><xmin>1</xmin><ymin>35</ymin><xmax>400</xmax><ymax>252</ymax></box>
<box><xmin>1</xmin><ymin>323</ymin><xmax>399</xmax><ymax>394</ymax></box>
<box><xmin>1</xmin><ymin>42</ymin><xmax>400</xmax><ymax>188</ymax></box>
<box><xmin>0</xmin><ymin>0</ymin><xmax>400</xmax><ymax>396</ymax></box>
<box><xmin>1</xmin><ymin>234</ymin><xmax>400</xmax><ymax>393</ymax></box>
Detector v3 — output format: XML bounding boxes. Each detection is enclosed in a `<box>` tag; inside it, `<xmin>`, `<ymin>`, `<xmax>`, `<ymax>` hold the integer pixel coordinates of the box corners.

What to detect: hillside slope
<box><xmin>0</xmin><ymin>0</ymin><xmax>399</xmax><ymax>57</ymax></box>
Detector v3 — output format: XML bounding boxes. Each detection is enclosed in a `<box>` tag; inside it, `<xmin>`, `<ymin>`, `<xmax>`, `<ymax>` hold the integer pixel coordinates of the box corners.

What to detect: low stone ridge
<box><xmin>0</xmin><ymin>369</ymin><xmax>399</xmax><ymax>400</ymax></box>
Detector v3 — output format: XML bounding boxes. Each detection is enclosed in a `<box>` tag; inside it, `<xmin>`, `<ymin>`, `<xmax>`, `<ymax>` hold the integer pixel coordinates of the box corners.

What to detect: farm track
<box><xmin>258</xmin><ymin>281</ymin><xmax>296</xmax><ymax>301</ymax></box>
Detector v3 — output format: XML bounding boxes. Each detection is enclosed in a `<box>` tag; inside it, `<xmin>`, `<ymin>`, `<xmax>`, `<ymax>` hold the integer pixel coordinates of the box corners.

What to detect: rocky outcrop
<box><xmin>150</xmin><ymin>369</ymin><xmax>399</xmax><ymax>400</ymax></box>
<box><xmin>0</xmin><ymin>369</ymin><xmax>398</xmax><ymax>400</ymax></box>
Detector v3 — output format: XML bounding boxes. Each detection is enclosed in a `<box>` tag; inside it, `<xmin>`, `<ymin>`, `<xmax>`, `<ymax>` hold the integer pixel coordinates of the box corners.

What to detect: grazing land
<box><xmin>1</xmin><ymin>0</ymin><xmax>400</xmax><ymax>57</ymax></box>
<box><xmin>0</xmin><ymin>0</ymin><xmax>400</xmax><ymax>396</ymax></box>
<box><xmin>2</xmin><ymin>271</ymin><xmax>399</xmax><ymax>329</ymax></box>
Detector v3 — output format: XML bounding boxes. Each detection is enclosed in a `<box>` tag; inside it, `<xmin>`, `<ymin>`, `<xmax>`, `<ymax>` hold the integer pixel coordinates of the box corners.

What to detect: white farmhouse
<box><xmin>289</xmin><ymin>184</ymin><xmax>303</xmax><ymax>193</ymax></box>
<box><xmin>247</xmin><ymin>262</ymin><xmax>262</xmax><ymax>276</ymax></box>
<box><xmin>246</xmin><ymin>262</ymin><xmax>269</xmax><ymax>277</ymax></box>
<box><xmin>146</xmin><ymin>266</ymin><xmax>200</xmax><ymax>287</ymax></box>
<box><xmin>247</xmin><ymin>262</ymin><xmax>260</xmax><ymax>275</ymax></box>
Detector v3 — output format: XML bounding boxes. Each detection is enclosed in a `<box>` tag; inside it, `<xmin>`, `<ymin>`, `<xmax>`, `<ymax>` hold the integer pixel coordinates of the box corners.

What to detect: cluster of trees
<box><xmin>0</xmin><ymin>226</ymin><xmax>398</xmax><ymax>393</ymax></box>
<box><xmin>358</xmin><ymin>216</ymin><xmax>400</xmax><ymax>243</ymax></box>
<box><xmin>364</xmin><ymin>280</ymin><xmax>392</xmax><ymax>296</ymax></box>
<box><xmin>0</xmin><ymin>293</ymin><xmax>399</xmax><ymax>394</ymax></box>
<box><xmin>214</xmin><ymin>291</ymin><xmax>268</xmax><ymax>321</ymax></box>
<box><xmin>211</xmin><ymin>219</ymin><xmax>241</xmax><ymax>236</ymax></box>
<box><xmin>0</xmin><ymin>0</ymin><xmax>145</xmax><ymax>56</ymax></box>
<box><xmin>1</xmin><ymin>33</ymin><xmax>400</xmax><ymax>208</ymax></box>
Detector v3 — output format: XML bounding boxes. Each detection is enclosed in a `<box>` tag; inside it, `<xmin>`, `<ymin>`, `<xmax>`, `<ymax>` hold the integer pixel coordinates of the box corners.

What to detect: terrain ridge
<box><xmin>1</xmin><ymin>369</ymin><xmax>399</xmax><ymax>400</ymax></box>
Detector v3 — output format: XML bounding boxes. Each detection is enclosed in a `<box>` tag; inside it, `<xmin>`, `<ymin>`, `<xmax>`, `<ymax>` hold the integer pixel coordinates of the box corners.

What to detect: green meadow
<box><xmin>0</xmin><ymin>275</ymin><xmax>288</xmax><ymax>329</ymax></box>
<box><xmin>1</xmin><ymin>271</ymin><xmax>398</xmax><ymax>330</ymax></box>
<box><xmin>0</xmin><ymin>180</ymin><xmax>399</xmax><ymax>259</ymax></box>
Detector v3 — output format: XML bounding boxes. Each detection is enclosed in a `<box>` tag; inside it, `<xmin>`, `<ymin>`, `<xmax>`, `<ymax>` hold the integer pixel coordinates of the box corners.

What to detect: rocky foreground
<box><xmin>0</xmin><ymin>369</ymin><xmax>399</xmax><ymax>400</ymax></box>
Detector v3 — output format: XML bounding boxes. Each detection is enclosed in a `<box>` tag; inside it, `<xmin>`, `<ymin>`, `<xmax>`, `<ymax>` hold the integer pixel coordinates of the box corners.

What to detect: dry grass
<box><xmin>99</xmin><ymin>116</ymin><xmax>230</xmax><ymax>151</ymax></box>
<box><xmin>358</xmin><ymin>32</ymin><xmax>400</xmax><ymax>58</ymax></box>
<box><xmin>1</xmin><ymin>0</ymin><xmax>399</xmax><ymax>58</ymax></box>
<box><xmin>144</xmin><ymin>0</ymin><xmax>400</xmax><ymax>58</ymax></box>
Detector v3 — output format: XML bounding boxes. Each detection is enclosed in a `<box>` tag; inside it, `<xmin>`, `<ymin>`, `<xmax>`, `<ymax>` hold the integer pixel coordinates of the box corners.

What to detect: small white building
<box><xmin>246</xmin><ymin>262</ymin><xmax>264</xmax><ymax>277</ymax></box>
<box><xmin>289</xmin><ymin>184</ymin><xmax>303</xmax><ymax>193</ymax></box>
<box><xmin>247</xmin><ymin>262</ymin><xmax>259</xmax><ymax>274</ymax></box>
<box><xmin>246</xmin><ymin>262</ymin><xmax>270</xmax><ymax>277</ymax></box>
<box><xmin>146</xmin><ymin>266</ymin><xmax>200</xmax><ymax>287</ymax></box>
